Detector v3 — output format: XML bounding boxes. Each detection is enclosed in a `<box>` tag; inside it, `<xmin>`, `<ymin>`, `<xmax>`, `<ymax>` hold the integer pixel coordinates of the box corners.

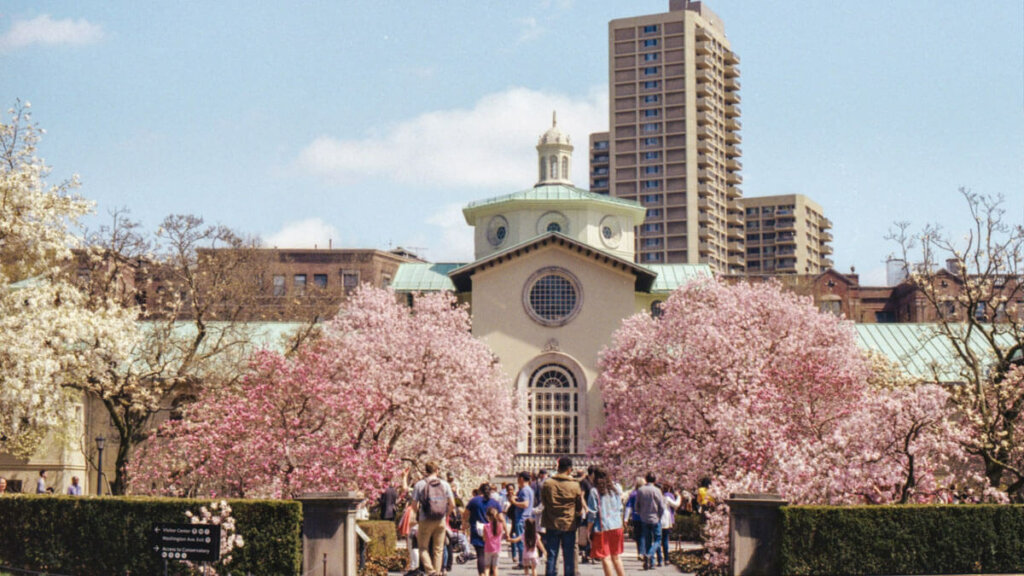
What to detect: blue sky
<box><xmin>2</xmin><ymin>1</ymin><xmax>1022</xmax><ymax>285</ymax></box>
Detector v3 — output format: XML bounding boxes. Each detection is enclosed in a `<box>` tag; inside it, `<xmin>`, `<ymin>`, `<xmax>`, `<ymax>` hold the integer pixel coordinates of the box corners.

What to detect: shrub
<box><xmin>358</xmin><ymin>520</ymin><xmax>398</xmax><ymax>560</ymax></box>
<box><xmin>780</xmin><ymin>504</ymin><xmax>1024</xmax><ymax>576</ymax></box>
<box><xmin>0</xmin><ymin>495</ymin><xmax>301</xmax><ymax>576</ymax></box>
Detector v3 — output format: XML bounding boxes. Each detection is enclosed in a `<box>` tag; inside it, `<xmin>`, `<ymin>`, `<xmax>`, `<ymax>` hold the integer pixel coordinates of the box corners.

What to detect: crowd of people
<box><xmin>383</xmin><ymin>458</ymin><xmax>716</xmax><ymax>576</ymax></box>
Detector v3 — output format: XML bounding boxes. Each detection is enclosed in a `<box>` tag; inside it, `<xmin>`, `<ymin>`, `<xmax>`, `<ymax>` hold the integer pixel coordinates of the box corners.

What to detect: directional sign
<box><xmin>151</xmin><ymin>523</ymin><xmax>221</xmax><ymax>562</ymax></box>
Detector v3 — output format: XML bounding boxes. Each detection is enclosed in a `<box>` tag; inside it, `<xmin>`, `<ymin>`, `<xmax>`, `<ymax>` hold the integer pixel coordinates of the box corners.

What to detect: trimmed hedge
<box><xmin>779</xmin><ymin>504</ymin><xmax>1024</xmax><ymax>575</ymax></box>
<box><xmin>0</xmin><ymin>495</ymin><xmax>302</xmax><ymax>576</ymax></box>
<box><xmin>358</xmin><ymin>520</ymin><xmax>397</xmax><ymax>560</ymax></box>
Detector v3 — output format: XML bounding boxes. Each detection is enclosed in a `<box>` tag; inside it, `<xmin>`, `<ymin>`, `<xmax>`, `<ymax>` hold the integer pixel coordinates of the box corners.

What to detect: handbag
<box><xmin>397</xmin><ymin>505</ymin><xmax>414</xmax><ymax>537</ymax></box>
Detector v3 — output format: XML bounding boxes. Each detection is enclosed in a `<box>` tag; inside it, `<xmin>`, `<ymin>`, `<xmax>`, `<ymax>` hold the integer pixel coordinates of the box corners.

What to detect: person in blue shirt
<box><xmin>463</xmin><ymin>483</ymin><xmax>502</xmax><ymax>576</ymax></box>
<box><xmin>587</xmin><ymin>467</ymin><xmax>625</xmax><ymax>576</ymax></box>
<box><xmin>509</xmin><ymin>471</ymin><xmax>535</xmax><ymax>568</ymax></box>
<box><xmin>624</xmin><ymin>477</ymin><xmax>645</xmax><ymax>559</ymax></box>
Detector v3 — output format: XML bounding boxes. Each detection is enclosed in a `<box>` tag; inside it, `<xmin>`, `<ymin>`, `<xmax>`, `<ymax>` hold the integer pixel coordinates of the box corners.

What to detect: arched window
<box><xmin>550</xmin><ymin>156</ymin><xmax>558</xmax><ymax>179</ymax></box>
<box><xmin>651</xmin><ymin>300</ymin><xmax>664</xmax><ymax>318</ymax></box>
<box><xmin>561</xmin><ymin>156</ymin><xmax>569</xmax><ymax>180</ymax></box>
<box><xmin>539</xmin><ymin>157</ymin><xmax>546</xmax><ymax>181</ymax></box>
<box><xmin>528</xmin><ymin>364</ymin><xmax>578</xmax><ymax>454</ymax></box>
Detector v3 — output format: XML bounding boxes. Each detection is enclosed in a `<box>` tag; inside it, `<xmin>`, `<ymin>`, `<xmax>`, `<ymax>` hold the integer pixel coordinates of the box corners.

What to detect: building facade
<box><xmin>739</xmin><ymin>194</ymin><xmax>834</xmax><ymax>275</ymax></box>
<box><xmin>592</xmin><ymin>0</ymin><xmax>744</xmax><ymax>272</ymax></box>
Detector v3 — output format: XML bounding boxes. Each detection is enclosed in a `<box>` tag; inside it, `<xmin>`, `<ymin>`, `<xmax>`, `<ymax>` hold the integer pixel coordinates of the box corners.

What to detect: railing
<box><xmin>512</xmin><ymin>453</ymin><xmax>596</xmax><ymax>473</ymax></box>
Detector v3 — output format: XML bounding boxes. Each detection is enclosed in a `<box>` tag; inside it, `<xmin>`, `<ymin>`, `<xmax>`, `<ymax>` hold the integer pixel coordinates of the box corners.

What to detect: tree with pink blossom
<box><xmin>589</xmin><ymin>278</ymin><xmax>988</xmax><ymax>566</ymax></box>
<box><xmin>130</xmin><ymin>286</ymin><xmax>525</xmax><ymax>498</ymax></box>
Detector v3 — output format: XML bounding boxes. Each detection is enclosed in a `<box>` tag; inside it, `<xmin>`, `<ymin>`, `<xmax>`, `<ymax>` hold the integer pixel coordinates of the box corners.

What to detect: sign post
<box><xmin>151</xmin><ymin>523</ymin><xmax>221</xmax><ymax>564</ymax></box>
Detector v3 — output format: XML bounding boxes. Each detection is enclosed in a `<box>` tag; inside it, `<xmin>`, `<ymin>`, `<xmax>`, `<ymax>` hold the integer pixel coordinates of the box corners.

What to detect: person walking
<box><xmin>540</xmin><ymin>457</ymin><xmax>584</xmax><ymax>576</ymax></box>
<box><xmin>634</xmin><ymin>473</ymin><xmax>665</xmax><ymax>570</ymax></box>
<box><xmin>624</xmin><ymin>477</ymin><xmax>645</xmax><ymax>559</ymax></box>
<box><xmin>66</xmin><ymin>476</ymin><xmax>83</xmax><ymax>496</ymax></box>
<box><xmin>35</xmin><ymin>470</ymin><xmax>47</xmax><ymax>494</ymax></box>
<box><xmin>586</xmin><ymin>467</ymin><xmax>626</xmax><ymax>576</ymax></box>
<box><xmin>411</xmin><ymin>463</ymin><xmax>456</xmax><ymax>576</ymax></box>
<box><xmin>509</xmin><ymin>471</ymin><xmax>534</xmax><ymax>568</ymax></box>
<box><xmin>656</xmin><ymin>483</ymin><xmax>681</xmax><ymax>566</ymax></box>
<box><xmin>465</xmin><ymin>483</ymin><xmax>503</xmax><ymax>576</ymax></box>
<box><xmin>482</xmin><ymin>507</ymin><xmax>507</xmax><ymax>576</ymax></box>
<box><xmin>509</xmin><ymin>518</ymin><xmax>546</xmax><ymax>576</ymax></box>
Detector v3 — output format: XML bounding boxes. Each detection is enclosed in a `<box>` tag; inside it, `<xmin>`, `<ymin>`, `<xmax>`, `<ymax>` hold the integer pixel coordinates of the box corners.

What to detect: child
<box><xmin>482</xmin><ymin>506</ymin><xmax>506</xmax><ymax>576</ymax></box>
<box><xmin>509</xmin><ymin>518</ymin><xmax>545</xmax><ymax>576</ymax></box>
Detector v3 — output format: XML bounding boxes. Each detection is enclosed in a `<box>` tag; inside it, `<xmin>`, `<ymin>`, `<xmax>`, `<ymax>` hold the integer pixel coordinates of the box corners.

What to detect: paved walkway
<box><xmin>444</xmin><ymin>539</ymin><xmax>700</xmax><ymax>576</ymax></box>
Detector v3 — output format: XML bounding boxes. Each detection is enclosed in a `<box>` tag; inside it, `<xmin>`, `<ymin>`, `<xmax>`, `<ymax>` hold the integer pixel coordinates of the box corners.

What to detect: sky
<box><xmin>2</xmin><ymin>1</ymin><xmax>1022</xmax><ymax>285</ymax></box>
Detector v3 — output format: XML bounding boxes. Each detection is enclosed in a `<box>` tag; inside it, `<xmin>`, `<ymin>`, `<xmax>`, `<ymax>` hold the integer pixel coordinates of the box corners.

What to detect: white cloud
<box><xmin>516</xmin><ymin>17</ymin><xmax>543</xmax><ymax>44</ymax></box>
<box><xmin>0</xmin><ymin>15</ymin><xmax>104</xmax><ymax>51</ymax></box>
<box><xmin>296</xmin><ymin>86</ymin><xmax>608</xmax><ymax>190</ymax></box>
<box><xmin>424</xmin><ymin>203</ymin><xmax>474</xmax><ymax>263</ymax></box>
<box><xmin>264</xmin><ymin>218</ymin><xmax>340</xmax><ymax>249</ymax></box>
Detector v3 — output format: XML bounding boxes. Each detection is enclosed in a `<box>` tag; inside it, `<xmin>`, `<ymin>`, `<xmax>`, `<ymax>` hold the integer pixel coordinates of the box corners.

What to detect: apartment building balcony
<box><xmin>724</xmin><ymin>78</ymin><xmax>740</xmax><ymax>91</ymax></box>
<box><xmin>821</xmin><ymin>230</ymin><xmax>833</xmax><ymax>242</ymax></box>
<box><xmin>729</xmin><ymin>255</ymin><xmax>745</xmax><ymax>267</ymax></box>
<box><xmin>697</xmin><ymin>139</ymin><xmax>712</xmax><ymax>153</ymax></box>
<box><xmin>698</xmin><ymin>213</ymin><xmax>710</xmax><ymax>224</ymax></box>
<box><xmin>696</xmin><ymin>27</ymin><xmax>711</xmax><ymax>41</ymax></box>
<box><xmin>725</xmin><ymin>50</ymin><xmax>739</xmax><ymax>65</ymax></box>
<box><xmin>821</xmin><ymin>217</ymin><xmax>833</xmax><ymax>229</ymax></box>
<box><xmin>822</xmin><ymin>257</ymin><xmax>834</xmax><ymax>268</ymax></box>
<box><xmin>698</xmin><ymin>168</ymin><xmax>718</xmax><ymax>181</ymax></box>
<box><xmin>698</xmin><ymin>227</ymin><xmax>711</xmax><ymax>239</ymax></box>
<box><xmin>777</xmin><ymin>234</ymin><xmax>797</xmax><ymax>245</ymax></box>
<box><xmin>697</xmin><ymin>183</ymin><xmax>713</xmax><ymax>197</ymax></box>
<box><xmin>725</xmin><ymin>145</ymin><xmax>741</xmax><ymax>158</ymax></box>
<box><xmin>821</xmin><ymin>244</ymin><xmax>834</xmax><ymax>255</ymax></box>
<box><xmin>777</xmin><ymin>261</ymin><xmax>797</xmax><ymax>273</ymax></box>
<box><xmin>728</xmin><ymin>226</ymin><xmax>744</xmax><ymax>239</ymax></box>
<box><xmin>776</xmin><ymin>220</ymin><xmax>796</xmax><ymax>231</ymax></box>
<box><xmin>726</xmin><ymin>158</ymin><xmax>742</xmax><ymax>171</ymax></box>
<box><xmin>728</xmin><ymin>241</ymin><xmax>744</xmax><ymax>253</ymax></box>
<box><xmin>726</xmin><ymin>118</ymin><xmax>742</xmax><ymax>131</ymax></box>
<box><xmin>698</xmin><ymin>242</ymin><xmax>711</xmax><ymax>253</ymax></box>
<box><xmin>696</xmin><ymin>69</ymin><xmax>714</xmax><ymax>82</ymax></box>
<box><xmin>725</xmin><ymin>65</ymin><xmax>739</xmax><ymax>78</ymax></box>
<box><xmin>726</xmin><ymin>131</ymin><xmax>742</xmax><ymax>144</ymax></box>
<box><xmin>695</xmin><ymin>55</ymin><xmax>715</xmax><ymax>69</ymax></box>
<box><xmin>726</xmin><ymin>172</ymin><xmax>742</xmax><ymax>185</ymax></box>
<box><xmin>698</xmin><ymin>154</ymin><xmax>711</xmax><ymax>166</ymax></box>
<box><xmin>697</xmin><ymin>97</ymin><xmax>713</xmax><ymax>111</ymax></box>
<box><xmin>725</xmin><ymin>104</ymin><xmax>740</xmax><ymax>118</ymax></box>
<box><xmin>696</xmin><ymin>82</ymin><xmax>714</xmax><ymax>96</ymax></box>
<box><xmin>725</xmin><ymin>91</ymin><xmax>741</xmax><ymax>104</ymax></box>
<box><xmin>726</xmin><ymin>185</ymin><xmax>742</xmax><ymax>199</ymax></box>
<box><xmin>696</xmin><ymin>111</ymin><xmax>712</xmax><ymax>125</ymax></box>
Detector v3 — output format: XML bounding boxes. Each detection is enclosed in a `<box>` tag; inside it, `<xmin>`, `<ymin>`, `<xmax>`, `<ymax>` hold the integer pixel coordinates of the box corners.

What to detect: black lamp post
<box><xmin>95</xmin><ymin>436</ymin><xmax>105</xmax><ymax>496</ymax></box>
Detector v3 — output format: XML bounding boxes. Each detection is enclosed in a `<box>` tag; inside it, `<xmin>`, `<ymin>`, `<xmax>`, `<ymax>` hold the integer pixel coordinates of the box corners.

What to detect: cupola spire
<box><xmin>536</xmin><ymin>111</ymin><xmax>574</xmax><ymax>187</ymax></box>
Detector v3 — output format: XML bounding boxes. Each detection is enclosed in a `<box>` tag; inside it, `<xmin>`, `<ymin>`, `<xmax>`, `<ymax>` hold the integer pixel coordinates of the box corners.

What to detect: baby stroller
<box><xmin>449</xmin><ymin>529</ymin><xmax>475</xmax><ymax>564</ymax></box>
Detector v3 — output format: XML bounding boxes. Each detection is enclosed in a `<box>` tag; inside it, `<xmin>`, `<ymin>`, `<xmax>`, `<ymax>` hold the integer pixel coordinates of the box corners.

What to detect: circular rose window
<box><xmin>523</xmin><ymin>267</ymin><xmax>583</xmax><ymax>327</ymax></box>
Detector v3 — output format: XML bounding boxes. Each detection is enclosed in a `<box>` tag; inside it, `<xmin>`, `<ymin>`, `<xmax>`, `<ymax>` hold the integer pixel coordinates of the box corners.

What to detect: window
<box><xmin>546</xmin><ymin>222</ymin><xmax>562</xmax><ymax>233</ymax></box>
<box><xmin>593</xmin><ymin>178</ymin><xmax>609</xmax><ymax>187</ymax></box>
<box><xmin>647</xmin><ymin>208</ymin><xmax>662</xmax><ymax>217</ymax></box>
<box><xmin>643</xmin><ymin>66</ymin><xmax>659</xmax><ymax>75</ymax></box>
<box><xmin>313</xmin><ymin>274</ymin><xmax>328</xmax><ymax>289</ymax></box>
<box><xmin>643</xmin><ymin>137</ymin><xmax>661</xmax><ymax>146</ymax></box>
<box><xmin>643</xmin><ymin>39</ymin><xmax>659</xmax><ymax>47</ymax></box>
<box><xmin>643</xmin><ymin>223</ymin><xmax>662</xmax><ymax>232</ymax></box>
<box><xmin>593</xmin><ymin>140</ymin><xmax>609</xmax><ymax>150</ymax></box>
<box><xmin>644</xmin><ymin>53</ymin><xmax>659</xmax><ymax>61</ymax></box>
<box><xmin>643</xmin><ymin>180</ymin><xmax>661</xmax><ymax>189</ymax></box>
<box><xmin>527</xmin><ymin>364</ymin><xmax>578</xmax><ymax>454</ymax></box>
<box><xmin>524</xmin><ymin>267</ymin><xmax>582</xmax><ymax>327</ymax></box>
<box><xmin>593</xmin><ymin>154</ymin><xmax>609</xmax><ymax>162</ymax></box>
<box><xmin>550</xmin><ymin>156</ymin><xmax>558</xmax><ymax>179</ymax></box>
<box><xmin>651</xmin><ymin>300</ymin><xmax>664</xmax><ymax>318</ymax></box>
<box><xmin>819</xmin><ymin>300</ymin><xmax>842</xmax><ymax>316</ymax></box>
<box><xmin>644</xmin><ymin>109</ymin><xmax>660</xmax><ymax>117</ymax></box>
<box><xmin>342</xmin><ymin>271</ymin><xmax>359</xmax><ymax>293</ymax></box>
<box><xmin>642</xmin><ymin>194</ymin><xmax>662</xmax><ymax>203</ymax></box>
<box><xmin>642</xmin><ymin>252</ymin><xmax>662</xmax><ymax>262</ymax></box>
<box><xmin>293</xmin><ymin>274</ymin><xmax>307</xmax><ymax>295</ymax></box>
<box><xmin>272</xmin><ymin>275</ymin><xmax>286</xmax><ymax>297</ymax></box>
<box><xmin>644</xmin><ymin>95</ymin><xmax>660</xmax><ymax>103</ymax></box>
<box><xmin>643</xmin><ymin>24</ymin><xmax>658</xmax><ymax>33</ymax></box>
<box><xmin>643</xmin><ymin>238</ymin><xmax>662</xmax><ymax>248</ymax></box>
<box><xmin>643</xmin><ymin>81</ymin><xmax>660</xmax><ymax>89</ymax></box>
<box><xmin>644</xmin><ymin>166</ymin><xmax>661</xmax><ymax>175</ymax></box>
<box><xmin>643</xmin><ymin>123</ymin><xmax>660</xmax><ymax>132</ymax></box>
<box><xmin>644</xmin><ymin>151</ymin><xmax>661</xmax><ymax>160</ymax></box>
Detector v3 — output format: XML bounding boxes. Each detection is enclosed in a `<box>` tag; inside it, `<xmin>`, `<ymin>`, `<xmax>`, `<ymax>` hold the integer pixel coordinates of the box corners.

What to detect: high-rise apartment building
<box><xmin>591</xmin><ymin>0</ymin><xmax>744</xmax><ymax>272</ymax></box>
<box><xmin>740</xmin><ymin>194</ymin><xmax>834</xmax><ymax>274</ymax></box>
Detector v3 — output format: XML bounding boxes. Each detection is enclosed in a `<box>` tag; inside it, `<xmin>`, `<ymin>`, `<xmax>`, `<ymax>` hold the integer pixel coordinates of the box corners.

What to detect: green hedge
<box><xmin>779</xmin><ymin>504</ymin><xmax>1024</xmax><ymax>575</ymax></box>
<box><xmin>358</xmin><ymin>520</ymin><xmax>397</xmax><ymax>560</ymax></box>
<box><xmin>0</xmin><ymin>495</ymin><xmax>302</xmax><ymax>576</ymax></box>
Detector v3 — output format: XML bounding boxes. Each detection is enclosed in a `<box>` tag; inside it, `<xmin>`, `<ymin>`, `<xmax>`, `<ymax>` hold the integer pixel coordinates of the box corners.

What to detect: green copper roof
<box><xmin>464</xmin><ymin>184</ymin><xmax>643</xmax><ymax>213</ymax></box>
<box><xmin>644</xmin><ymin>264</ymin><xmax>715</xmax><ymax>293</ymax></box>
<box><xmin>392</xmin><ymin>263</ymin><xmax>462</xmax><ymax>292</ymax></box>
<box><xmin>854</xmin><ymin>323</ymin><xmax>1018</xmax><ymax>382</ymax></box>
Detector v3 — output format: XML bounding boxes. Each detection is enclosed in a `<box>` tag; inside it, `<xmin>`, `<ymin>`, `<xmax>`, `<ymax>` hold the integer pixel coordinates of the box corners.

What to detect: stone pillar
<box><xmin>297</xmin><ymin>491</ymin><xmax>363</xmax><ymax>576</ymax></box>
<box><xmin>726</xmin><ymin>493</ymin><xmax>788</xmax><ymax>576</ymax></box>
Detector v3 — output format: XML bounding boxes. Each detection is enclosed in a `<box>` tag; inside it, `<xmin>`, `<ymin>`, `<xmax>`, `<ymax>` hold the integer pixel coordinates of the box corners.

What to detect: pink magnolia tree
<box><xmin>590</xmin><ymin>279</ymin><xmax>989</xmax><ymax>565</ymax></box>
<box><xmin>130</xmin><ymin>286</ymin><xmax>525</xmax><ymax>499</ymax></box>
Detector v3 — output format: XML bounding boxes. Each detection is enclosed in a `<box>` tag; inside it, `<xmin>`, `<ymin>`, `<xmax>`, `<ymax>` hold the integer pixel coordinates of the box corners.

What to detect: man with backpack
<box><xmin>412</xmin><ymin>463</ymin><xmax>456</xmax><ymax>576</ymax></box>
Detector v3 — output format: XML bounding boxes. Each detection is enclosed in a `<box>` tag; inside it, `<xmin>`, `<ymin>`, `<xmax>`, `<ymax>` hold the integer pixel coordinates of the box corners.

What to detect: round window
<box><xmin>547</xmin><ymin>222</ymin><xmax>562</xmax><ymax>233</ymax></box>
<box><xmin>523</xmin><ymin>267</ymin><xmax>583</xmax><ymax>327</ymax></box>
<box><xmin>599</xmin><ymin>215</ymin><xmax>622</xmax><ymax>248</ymax></box>
<box><xmin>487</xmin><ymin>215</ymin><xmax>509</xmax><ymax>247</ymax></box>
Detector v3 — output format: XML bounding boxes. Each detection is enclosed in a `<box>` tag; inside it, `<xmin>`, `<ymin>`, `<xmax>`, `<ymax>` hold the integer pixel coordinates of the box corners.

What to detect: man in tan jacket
<box><xmin>540</xmin><ymin>457</ymin><xmax>585</xmax><ymax>576</ymax></box>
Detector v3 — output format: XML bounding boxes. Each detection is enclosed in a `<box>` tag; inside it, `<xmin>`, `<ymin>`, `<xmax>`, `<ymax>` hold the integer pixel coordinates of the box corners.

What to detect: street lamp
<box><xmin>95</xmin><ymin>436</ymin><xmax>105</xmax><ymax>496</ymax></box>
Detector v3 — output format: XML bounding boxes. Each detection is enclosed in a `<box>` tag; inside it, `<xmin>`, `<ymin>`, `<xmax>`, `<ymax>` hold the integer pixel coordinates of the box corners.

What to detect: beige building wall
<box><xmin>739</xmin><ymin>194</ymin><xmax>834</xmax><ymax>274</ymax></box>
<box><xmin>469</xmin><ymin>244</ymin><xmax>639</xmax><ymax>454</ymax></box>
<box><xmin>600</xmin><ymin>1</ymin><xmax>744</xmax><ymax>272</ymax></box>
<box><xmin>0</xmin><ymin>395</ymin><xmax>89</xmax><ymax>495</ymax></box>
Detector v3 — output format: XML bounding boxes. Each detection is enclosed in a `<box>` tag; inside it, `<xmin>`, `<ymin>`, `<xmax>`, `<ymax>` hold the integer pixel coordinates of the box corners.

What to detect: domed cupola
<box><xmin>536</xmin><ymin>111</ymin><xmax>574</xmax><ymax>187</ymax></box>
